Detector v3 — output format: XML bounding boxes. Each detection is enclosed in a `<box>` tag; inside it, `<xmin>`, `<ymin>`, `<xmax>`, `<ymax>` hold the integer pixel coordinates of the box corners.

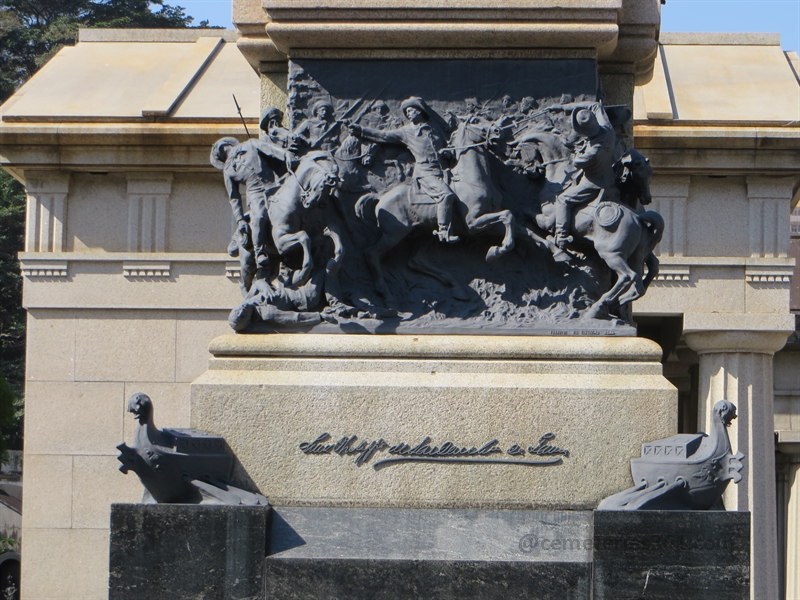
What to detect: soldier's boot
<box><xmin>435</xmin><ymin>196</ymin><xmax>460</xmax><ymax>243</ymax></box>
<box><xmin>552</xmin><ymin>201</ymin><xmax>574</xmax><ymax>250</ymax></box>
<box><xmin>545</xmin><ymin>201</ymin><xmax>572</xmax><ymax>262</ymax></box>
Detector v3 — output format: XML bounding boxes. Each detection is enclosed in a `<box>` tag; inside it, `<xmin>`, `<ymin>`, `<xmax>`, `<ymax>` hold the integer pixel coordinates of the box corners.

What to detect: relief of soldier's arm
<box><xmin>248</xmin><ymin>139</ymin><xmax>288</xmax><ymax>162</ymax></box>
<box><xmin>348</xmin><ymin>123</ymin><xmax>407</xmax><ymax>147</ymax></box>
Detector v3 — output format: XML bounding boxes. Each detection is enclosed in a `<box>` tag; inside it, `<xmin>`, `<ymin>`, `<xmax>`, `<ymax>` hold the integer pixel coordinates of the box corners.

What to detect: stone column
<box><xmin>776</xmin><ymin>436</ymin><xmax>800</xmax><ymax>600</ymax></box>
<box><xmin>23</xmin><ymin>170</ymin><xmax>70</xmax><ymax>253</ymax></box>
<box><xmin>684</xmin><ymin>313</ymin><xmax>795</xmax><ymax>600</ymax></box>
<box><xmin>784</xmin><ymin>459</ymin><xmax>800</xmax><ymax>600</ymax></box>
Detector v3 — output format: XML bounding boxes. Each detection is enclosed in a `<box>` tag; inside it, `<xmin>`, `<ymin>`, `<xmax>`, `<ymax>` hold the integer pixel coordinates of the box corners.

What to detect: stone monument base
<box><xmin>108</xmin><ymin>504</ymin><xmax>270</xmax><ymax>600</ymax></box>
<box><xmin>191</xmin><ymin>334</ymin><xmax>676</xmax><ymax>510</ymax></box>
<box><xmin>108</xmin><ymin>505</ymin><xmax>750</xmax><ymax>600</ymax></box>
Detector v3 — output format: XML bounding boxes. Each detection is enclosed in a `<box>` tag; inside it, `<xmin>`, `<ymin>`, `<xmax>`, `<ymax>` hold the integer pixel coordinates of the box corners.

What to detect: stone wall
<box><xmin>1</xmin><ymin>27</ymin><xmax>799</xmax><ymax>599</ymax></box>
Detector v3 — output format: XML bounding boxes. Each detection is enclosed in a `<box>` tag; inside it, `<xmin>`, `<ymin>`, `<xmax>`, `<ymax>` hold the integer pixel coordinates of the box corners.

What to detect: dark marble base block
<box><xmin>108</xmin><ymin>506</ymin><xmax>750</xmax><ymax>600</ymax></box>
<box><xmin>264</xmin><ymin>559</ymin><xmax>589</xmax><ymax>600</ymax></box>
<box><xmin>109</xmin><ymin>504</ymin><xmax>271</xmax><ymax>600</ymax></box>
<box><xmin>593</xmin><ymin>510</ymin><xmax>751</xmax><ymax>600</ymax></box>
<box><xmin>264</xmin><ymin>507</ymin><xmax>592</xmax><ymax>600</ymax></box>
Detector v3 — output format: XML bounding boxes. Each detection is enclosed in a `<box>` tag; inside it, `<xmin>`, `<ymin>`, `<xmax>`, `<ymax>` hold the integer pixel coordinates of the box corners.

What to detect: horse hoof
<box><xmin>486</xmin><ymin>247</ymin><xmax>501</xmax><ymax>262</ymax></box>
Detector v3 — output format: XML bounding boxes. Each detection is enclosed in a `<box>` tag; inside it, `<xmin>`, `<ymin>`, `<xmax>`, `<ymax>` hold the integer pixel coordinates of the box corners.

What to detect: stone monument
<box><xmin>108</xmin><ymin>1</ymin><xmax>751</xmax><ymax>598</ymax></box>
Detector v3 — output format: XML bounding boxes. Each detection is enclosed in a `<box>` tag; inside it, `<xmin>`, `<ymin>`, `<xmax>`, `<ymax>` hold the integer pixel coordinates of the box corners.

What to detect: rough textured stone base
<box><xmin>109</xmin><ymin>504</ymin><xmax>270</xmax><ymax>600</ymax></box>
<box><xmin>191</xmin><ymin>334</ymin><xmax>677</xmax><ymax>510</ymax></box>
<box><xmin>593</xmin><ymin>511</ymin><xmax>751</xmax><ymax>600</ymax></box>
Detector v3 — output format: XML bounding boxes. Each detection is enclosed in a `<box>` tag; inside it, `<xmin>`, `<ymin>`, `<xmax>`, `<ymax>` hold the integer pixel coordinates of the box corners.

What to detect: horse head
<box><xmin>450</xmin><ymin>116</ymin><xmax>503</xmax><ymax>160</ymax></box>
<box><xmin>614</xmin><ymin>149</ymin><xmax>653</xmax><ymax>207</ymax></box>
<box><xmin>295</xmin><ymin>151</ymin><xmax>341</xmax><ymax>209</ymax></box>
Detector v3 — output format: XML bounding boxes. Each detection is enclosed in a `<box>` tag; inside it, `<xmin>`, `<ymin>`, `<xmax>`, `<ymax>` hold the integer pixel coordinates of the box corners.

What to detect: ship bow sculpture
<box><xmin>599</xmin><ymin>399</ymin><xmax>745</xmax><ymax>511</ymax></box>
<box><xmin>116</xmin><ymin>393</ymin><xmax>268</xmax><ymax>505</ymax></box>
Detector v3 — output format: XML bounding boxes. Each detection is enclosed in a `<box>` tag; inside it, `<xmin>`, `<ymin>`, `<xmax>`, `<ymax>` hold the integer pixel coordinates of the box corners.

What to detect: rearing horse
<box><xmin>355</xmin><ymin>117</ymin><xmax>514</xmax><ymax>297</ymax></box>
<box><xmin>534</xmin><ymin>149</ymin><xmax>662</xmax><ymax>318</ymax></box>
<box><xmin>268</xmin><ymin>151</ymin><xmax>341</xmax><ymax>287</ymax></box>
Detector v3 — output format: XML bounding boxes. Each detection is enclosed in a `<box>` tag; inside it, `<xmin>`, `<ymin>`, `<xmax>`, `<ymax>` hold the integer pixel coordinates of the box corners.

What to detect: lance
<box><xmin>232</xmin><ymin>94</ymin><xmax>252</xmax><ymax>139</ymax></box>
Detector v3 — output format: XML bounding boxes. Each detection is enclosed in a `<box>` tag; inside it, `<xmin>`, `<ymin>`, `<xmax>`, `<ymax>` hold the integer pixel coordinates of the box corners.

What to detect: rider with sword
<box><xmin>348</xmin><ymin>96</ymin><xmax>461</xmax><ymax>244</ymax></box>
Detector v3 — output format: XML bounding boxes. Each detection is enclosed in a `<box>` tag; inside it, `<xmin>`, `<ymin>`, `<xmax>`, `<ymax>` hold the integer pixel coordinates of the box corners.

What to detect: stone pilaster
<box><xmin>650</xmin><ymin>175</ymin><xmax>690</xmax><ymax>257</ymax></box>
<box><xmin>746</xmin><ymin>176</ymin><xmax>794</xmax><ymax>258</ymax></box>
<box><xmin>126</xmin><ymin>173</ymin><xmax>173</xmax><ymax>253</ymax></box>
<box><xmin>23</xmin><ymin>171</ymin><xmax>70</xmax><ymax>253</ymax></box>
<box><xmin>684</xmin><ymin>313</ymin><xmax>795</xmax><ymax>600</ymax></box>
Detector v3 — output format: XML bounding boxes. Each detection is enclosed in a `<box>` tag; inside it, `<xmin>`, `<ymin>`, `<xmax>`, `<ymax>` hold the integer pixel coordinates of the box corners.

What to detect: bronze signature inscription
<box><xmin>299</xmin><ymin>432</ymin><xmax>569</xmax><ymax>470</ymax></box>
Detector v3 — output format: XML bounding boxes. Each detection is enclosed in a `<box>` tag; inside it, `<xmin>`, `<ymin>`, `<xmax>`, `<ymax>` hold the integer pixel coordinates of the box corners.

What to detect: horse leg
<box><xmin>323</xmin><ymin>225</ymin><xmax>344</xmax><ymax>276</ymax></box>
<box><xmin>479</xmin><ymin>212</ymin><xmax>516</xmax><ymax>262</ymax></box>
<box><xmin>618</xmin><ymin>251</ymin><xmax>652</xmax><ymax>305</ymax></box>
<box><xmin>364</xmin><ymin>229</ymin><xmax>408</xmax><ymax>299</ymax></box>
<box><xmin>618</xmin><ymin>279</ymin><xmax>645</xmax><ymax>306</ymax></box>
<box><xmin>642</xmin><ymin>252</ymin><xmax>659</xmax><ymax>291</ymax></box>
<box><xmin>462</xmin><ymin>206</ymin><xmax>515</xmax><ymax>262</ymax></box>
<box><xmin>276</xmin><ymin>231</ymin><xmax>314</xmax><ymax>287</ymax></box>
<box><xmin>585</xmin><ymin>253</ymin><xmax>638</xmax><ymax>319</ymax></box>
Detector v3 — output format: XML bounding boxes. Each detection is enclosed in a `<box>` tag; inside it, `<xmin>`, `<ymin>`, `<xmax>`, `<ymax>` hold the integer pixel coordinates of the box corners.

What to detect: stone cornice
<box><xmin>684</xmin><ymin>327</ymin><xmax>794</xmax><ymax>356</ymax></box>
<box><xmin>0</xmin><ymin>123</ymin><xmax>251</xmax><ymax>171</ymax></box>
<box><xmin>233</xmin><ymin>0</ymin><xmax>660</xmax><ymax>82</ymax></box>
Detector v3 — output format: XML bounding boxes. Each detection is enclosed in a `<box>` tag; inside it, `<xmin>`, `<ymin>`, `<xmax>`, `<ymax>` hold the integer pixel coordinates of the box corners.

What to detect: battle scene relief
<box><xmin>211</xmin><ymin>60</ymin><xmax>662</xmax><ymax>334</ymax></box>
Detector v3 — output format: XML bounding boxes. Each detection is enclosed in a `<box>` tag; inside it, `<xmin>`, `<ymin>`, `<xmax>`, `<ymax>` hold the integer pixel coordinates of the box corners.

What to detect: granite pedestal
<box><xmin>191</xmin><ymin>334</ymin><xmax>677</xmax><ymax>511</ymax></box>
<box><xmin>108</xmin><ymin>506</ymin><xmax>750</xmax><ymax>600</ymax></box>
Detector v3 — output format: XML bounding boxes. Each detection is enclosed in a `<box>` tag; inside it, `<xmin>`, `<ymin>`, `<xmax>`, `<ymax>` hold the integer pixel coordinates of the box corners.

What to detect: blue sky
<box><xmin>177</xmin><ymin>0</ymin><xmax>800</xmax><ymax>52</ymax></box>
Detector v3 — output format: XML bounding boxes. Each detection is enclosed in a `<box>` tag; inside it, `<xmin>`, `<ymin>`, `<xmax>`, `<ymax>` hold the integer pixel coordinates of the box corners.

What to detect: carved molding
<box><xmin>745</xmin><ymin>265</ymin><xmax>793</xmax><ymax>284</ymax></box>
<box><xmin>225</xmin><ymin>261</ymin><xmax>242</xmax><ymax>281</ymax></box>
<box><xmin>653</xmin><ymin>266</ymin><xmax>691</xmax><ymax>283</ymax></box>
<box><xmin>253</xmin><ymin>0</ymin><xmax>660</xmax><ymax>78</ymax></box>
<box><xmin>122</xmin><ymin>261</ymin><xmax>171</xmax><ymax>278</ymax></box>
<box><xmin>20</xmin><ymin>260</ymin><xmax>68</xmax><ymax>278</ymax></box>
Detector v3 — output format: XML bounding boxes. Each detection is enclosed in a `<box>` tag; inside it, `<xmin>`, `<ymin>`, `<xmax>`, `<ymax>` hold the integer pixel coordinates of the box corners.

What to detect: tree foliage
<box><xmin>0</xmin><ymin>0</ymin><xmax>203</xmax><ymax>103</ymax></box>
<box><xmin>0</xmin><ymin>169</ymin><xmax>25</xmax><ymax>452</ymax></box>
<box><xmin>0</xmin><ymin>0</ymin><xmax>204</xmax><ymax>449</ymax></box>
<box><xmin>0</xmin><ymin>171</ymin><xmax>24</xmax><ymax>392</ymax></box>
<box><xmin>0</xmin><ymin>374</ymin><xmax>21</xmax><ymax>458</ymax></box>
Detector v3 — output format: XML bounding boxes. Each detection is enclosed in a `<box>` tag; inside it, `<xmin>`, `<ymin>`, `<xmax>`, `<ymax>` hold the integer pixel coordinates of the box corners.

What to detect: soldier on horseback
<box><xmin>552</xmin><ymin>100</ymin><xmax>620</xmax><ymax>253</ymax></box>
<box><xmin>349</xmin><ymin>96</ymin><xmax>461</xmax><ymax>243</ymax></box>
